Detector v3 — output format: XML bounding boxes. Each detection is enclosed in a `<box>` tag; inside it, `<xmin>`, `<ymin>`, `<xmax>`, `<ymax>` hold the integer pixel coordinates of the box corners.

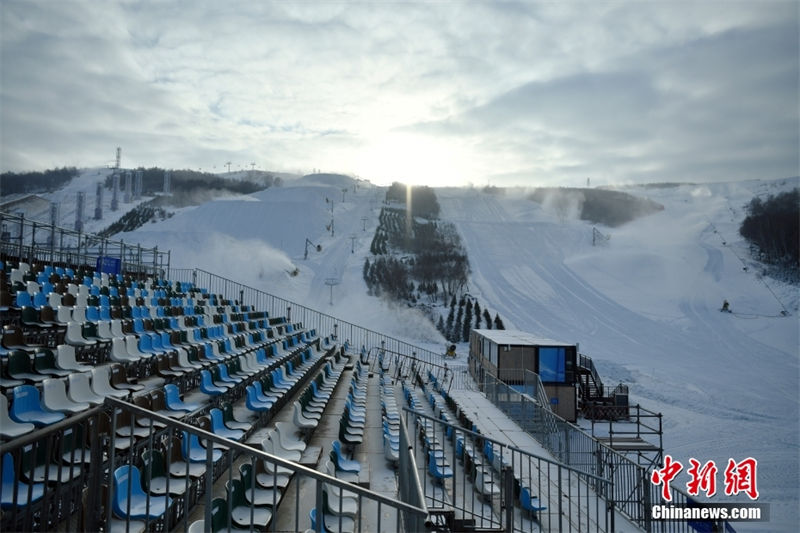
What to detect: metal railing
<box><xmin>403</xmin><ymin>407</ymin><xmax>613</xmax><ymax>532</ymax></box>
<box><xmin>0</xmin><ymin>405</ymin><xmax>103</xmax><ymax>533</ymax></box>
<box><xmin>101</xmin><ymin>397</ymin><xmax>428</xmax><ymax>533</ymax></box>
<box><xmin>478</xmin><ymin>372</ymin><xmax>732</xmax><ymax>532</ymax></box>
<box><xmin>170</xmin><ymin>268</ymin><xmax>443</xmax><ymax>368</ymax></box>
<box><xmin>0</xmin><ymin>210</ymin><xmax>169</xmax><ymax>277</ymax></box>
<box><xmin>398</xmin><ymin>405</ymin><xmax>431</xmax><ymax>532</ymax></box>
<box><xmin>496</xmin><ymin>368</ymin><xmax>553</xmax><ymax>413</ymax></box>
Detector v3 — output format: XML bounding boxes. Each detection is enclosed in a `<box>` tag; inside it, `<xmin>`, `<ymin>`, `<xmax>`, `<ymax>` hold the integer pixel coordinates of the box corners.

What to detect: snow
<box><xmin>22</xmin><ymin>171</ymin><xmax>799</xmax><ymax>531</ymax></box>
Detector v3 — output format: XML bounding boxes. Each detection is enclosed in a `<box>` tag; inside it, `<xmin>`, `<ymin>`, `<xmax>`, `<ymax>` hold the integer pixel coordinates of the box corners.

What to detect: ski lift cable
<box><xmin>706</xmin><ymin>220</ymin><xmax>791</xmax><ymax>316</ymax></box>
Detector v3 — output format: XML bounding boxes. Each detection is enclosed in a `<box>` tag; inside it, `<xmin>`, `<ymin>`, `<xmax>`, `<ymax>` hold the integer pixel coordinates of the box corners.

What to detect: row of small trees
<box><xmin>364</xmin><ymin>183</ymin><xmax>506</xmax><ymax>342</ymax></box>
<box><xmin>437</xmin><ymin>295</ymin><xmax>505</xmax><ymax>343</ymax></box>
<box><xmin>366</xmin><ymin>206</ymin><xmax>470</xmax><ymax>302</ymax></box>
<box><xmin>98</xmin><ymin>201</ymin><xmax>173</xmax><ymax>237</ymax></box>
<box><xmin>363</xmin><ymin>256</ymin><xmax>414</xmax><ymax>300</ymax></box>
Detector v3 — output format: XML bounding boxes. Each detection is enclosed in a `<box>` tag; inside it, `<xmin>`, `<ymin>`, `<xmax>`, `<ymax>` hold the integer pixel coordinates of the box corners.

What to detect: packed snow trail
<box><xmin>437</xmin><ymin>185</ymin><xmax>798</xmax><ymax>531</ymax></box>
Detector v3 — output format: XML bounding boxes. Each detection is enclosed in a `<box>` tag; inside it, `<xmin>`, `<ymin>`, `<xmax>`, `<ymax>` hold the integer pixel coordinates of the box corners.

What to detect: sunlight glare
<box><xmin>355</xmin><ymin>132</ymin><xmax>470</xmax><ymax>187</ymax></box>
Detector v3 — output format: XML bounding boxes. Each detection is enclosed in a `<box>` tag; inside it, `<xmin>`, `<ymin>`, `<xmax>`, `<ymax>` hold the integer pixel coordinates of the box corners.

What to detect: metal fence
<box><xmin>404</xmin><ymin>408</ymin><xmax>613</xmax><ymax>532</ymax></box>
<box><xmin>398</xmin><ymin>407</ymin><xmax>431</xmax><ymax>532</ymax></box>
<box><xmin>0</xmin><ymin>210</ymin><xmax>169</xmax><ymax>277</ymax></box>
<box><xmin>0</xmin><ymin>397</ymin><xmax>430</xmax><ymax>533</ymax></box>
<box><xmin>479</xmin><ymin>372</ymin><xmax>732</xmax><ymax>532</ymax></box>
<box><xmin>170</xmin><ymin>268</ymin><xmax>443</xmax><ymax>368</ymax></box>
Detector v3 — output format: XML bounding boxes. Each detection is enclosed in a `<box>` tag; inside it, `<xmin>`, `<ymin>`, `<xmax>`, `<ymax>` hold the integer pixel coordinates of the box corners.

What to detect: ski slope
<box><xmin>436</xmin><ymin>182</ymin><xmax>798</xmax><ymax>531</ymax></box>
<box><xmin>34</xmin><ymin>171</ymin><xmax>798</xmax><ymax>530</ymax></box>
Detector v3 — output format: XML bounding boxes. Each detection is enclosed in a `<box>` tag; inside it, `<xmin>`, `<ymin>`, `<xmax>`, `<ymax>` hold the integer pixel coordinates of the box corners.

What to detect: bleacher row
<box><xmin>420</xmin><ymin>369</ymin><xmax>547</xmax><ymax>521</ymax></box>
<box><xmin>0</xmin><ymin>257</ymin><xmax>361</xmax><ymax>532</ymax></box>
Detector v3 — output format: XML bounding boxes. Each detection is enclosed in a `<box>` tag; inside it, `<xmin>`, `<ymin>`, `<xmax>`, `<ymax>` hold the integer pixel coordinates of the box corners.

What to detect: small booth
<box><xmin>469</xmin><ymin>329</ymin><xmax>578</xmax><ymax>421</ymax></box>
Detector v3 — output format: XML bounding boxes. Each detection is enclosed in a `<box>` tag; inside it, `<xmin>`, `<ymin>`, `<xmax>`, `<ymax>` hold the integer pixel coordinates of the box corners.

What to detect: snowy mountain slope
<box><xmin>437</xmin><ymin>180</ymin><xmax>798</xmax><ymax>531</ymax></box>
<box><xmin>20</xmin><ymin>170</ymin><xmax>796</xmax><ymax>530</ymax></box>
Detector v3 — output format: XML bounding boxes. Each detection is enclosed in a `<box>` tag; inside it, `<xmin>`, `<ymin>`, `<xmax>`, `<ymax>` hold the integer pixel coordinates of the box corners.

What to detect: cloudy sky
<box><xmin>1</xmin><ymin>1</ymin><xmax>797</xmax><ymax>187</ymax></box>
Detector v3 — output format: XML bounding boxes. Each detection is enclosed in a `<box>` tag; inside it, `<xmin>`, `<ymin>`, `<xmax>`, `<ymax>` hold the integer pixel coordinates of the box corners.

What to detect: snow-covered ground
<box><xmin>19</xmin><ymin>170</ymin><xmax>799</xmax><ymax>530</ymax></box>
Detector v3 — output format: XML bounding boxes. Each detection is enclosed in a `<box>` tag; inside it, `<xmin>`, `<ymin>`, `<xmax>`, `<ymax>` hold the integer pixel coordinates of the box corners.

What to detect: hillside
<box><xmin>6</xmin><ymin>171</ymin><xmax>797</xmax><ymax>530</ymax></box>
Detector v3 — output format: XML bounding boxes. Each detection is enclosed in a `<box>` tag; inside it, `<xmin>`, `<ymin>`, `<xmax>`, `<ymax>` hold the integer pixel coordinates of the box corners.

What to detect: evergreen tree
<box><xmin>474</xmin><ymin>301</ymin><xmax>482</xmax><ymax>329</ymax></box>
<box><xmin>363</xmin><ymin>258</ymin><xmax>370</xmax><ymax>282</ymax></box>
<box><xmin>437</xmin><ymin>315</ymin><xmax>445</xmax><ymax>335</ymax></box>
<box><xmin>494</xmin><ymin>313</ymin><xmax>505</xmax><ymax>330</ymax></box>
<box><xmin>450</xmin><ymin>294</ymin><xmax>456</xmax><ymax>308</ymax></box>
<box><xmin>445</xmin><ymin>303</ymin><xmax>455</xmax><ymax>340</ymax></box>
<box><xmin>462</xmin><ymin>300</ymin><xmax>473</xmax><ymax>342</ymax></box>
<box><xmin>454</xmin><ymin>305</ymin><xmax>464</xmax><ymax>343</ymax></box>
<box><xmin>483</xmin><ymin>309</ymin><xmax>492</xmax><ymax>329</ymax></box>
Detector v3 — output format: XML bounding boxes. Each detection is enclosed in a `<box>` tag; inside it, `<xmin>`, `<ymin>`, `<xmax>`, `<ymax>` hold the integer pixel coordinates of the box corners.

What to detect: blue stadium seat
<box><xmin>9</xmin><ymin>385</ymin><xmax>65</xmax><ymax>427</ymax></box>
<box><xmin>112</xmin><ymin>465</ymin><xmax>173</xmax><ymax>520</ymax></box>
<box><xmin>1</xmin><ymin>452</ymin><xmax>45</xmax><ymax>509</ymax></box>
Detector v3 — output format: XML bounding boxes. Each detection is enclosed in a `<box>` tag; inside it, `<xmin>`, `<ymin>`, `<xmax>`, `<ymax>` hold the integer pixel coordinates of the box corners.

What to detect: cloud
<box><xmin>1</xmin><ymin>1</ymin><xmax>797</xmax><ymax>186</ymax></box>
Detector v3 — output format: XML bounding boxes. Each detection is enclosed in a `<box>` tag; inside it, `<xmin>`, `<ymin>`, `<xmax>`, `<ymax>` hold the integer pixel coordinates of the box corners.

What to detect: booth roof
<box><xmin>473</xmin><ymin>329</ymin><xmax>575</xmax><ymax>348</ymax></box>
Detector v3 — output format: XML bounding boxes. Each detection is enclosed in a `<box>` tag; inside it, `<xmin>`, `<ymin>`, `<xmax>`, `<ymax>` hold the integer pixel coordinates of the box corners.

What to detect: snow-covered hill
<box><xmin>13</xmin><ymin>171</ymin><xmax>798</xmax><ymax>530</ymax></box>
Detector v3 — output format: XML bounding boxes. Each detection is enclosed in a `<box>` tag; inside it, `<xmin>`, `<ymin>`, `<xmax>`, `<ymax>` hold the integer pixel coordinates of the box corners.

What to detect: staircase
<box><xmin>576</xmin><ymin>354</ymin><xmax>629</xmax><ymax>420</ymax></box>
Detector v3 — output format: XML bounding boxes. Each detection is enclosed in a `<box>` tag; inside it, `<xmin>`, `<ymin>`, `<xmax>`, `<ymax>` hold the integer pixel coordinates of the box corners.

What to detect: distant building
<box><xmin>469</xmin><ymin>329</ymin><xmax>578</xmax><ymax>421</ymax></box>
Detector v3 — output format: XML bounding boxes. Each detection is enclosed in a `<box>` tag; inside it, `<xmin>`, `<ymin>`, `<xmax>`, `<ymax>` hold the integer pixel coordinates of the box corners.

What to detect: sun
<box><xmin>355</xmin><ymin>132</ymin><xmax>470</xmax><ymax>187</ymax></box>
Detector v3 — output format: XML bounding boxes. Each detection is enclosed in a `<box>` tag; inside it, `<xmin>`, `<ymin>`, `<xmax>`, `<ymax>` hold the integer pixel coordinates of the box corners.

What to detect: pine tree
<box><xmin>474</xmin><ymin>301</ymin><xmax>482</xmax><ymax>329</ymax></box>
<box><xmin>462</xmin><ymin>300</ymin><xmax>473</xmax><ymax>341</ymax></box>
<box><xmin>437</xmin><ymin>315</ymin><xmax>445</xmax><ymax>335</ymax></box>
<box><xmin>454</xmin><ymin>305</ymin><xmax>464</xmax><ymax>343</ymax></box>
<box><xmin>445</xmin><ymin>303</ymin><xmax>455</xmax><ymax>340</ymax></box>
<box><xmin>363</xmin><ymin>258</ymin><xmax>370</xmax><ymax>282</ymax></box>
<box><xmin>494</xmin><ymin>313</ymin><xmax>505</xmax><ymax>330</ymax></box>
<box><xmin>483</xmin><ymin>309</ymin><xmax>492</xmax><ymax>329</ymax></box>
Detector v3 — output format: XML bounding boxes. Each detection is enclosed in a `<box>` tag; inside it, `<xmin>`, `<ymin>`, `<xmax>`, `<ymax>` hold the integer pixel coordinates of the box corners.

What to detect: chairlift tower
<box><xmin>124</xmin><ymin>171</ymin><xmax>132</xmax><ymax>203</ymax></box>
<box><xmin>350</xmin><ymin>234</ymin><xmax>357</xmax><ymax>253</ymax></box>
<box><xmin>111</xmin><ymin>173</ymin><xmax>120</xmax><ymax>211</ymax></box>
<box><xmin>94</xmin><ymin>182</ymin><xmax>104</xmax><ymax>220</ymax></box>
<box><xmin>361</xmin><ymin>216</ymin><xmax>367</xmax><ymax>231</ymax></box>
<box><xmin>133</xmin><ymin>170</ymin><xmax>143</xmax><ymax>201</ymax></box>
<box><xmin>115</xmin><ymin>147</ymin><xmax>121</xmax><ymax>169</ymax></box>
<box><xmin>324</xmin><ymin>277</ymin><xmax>340</xmax><ymax>305</ymax></box>
<box><xmin>74</xmin><ymin>192</ymin><xmax>85</xmax><ymax>232</ymax></box>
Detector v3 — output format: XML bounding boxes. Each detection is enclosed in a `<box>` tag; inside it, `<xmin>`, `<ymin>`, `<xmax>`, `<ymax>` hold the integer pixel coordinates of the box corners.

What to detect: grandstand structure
<box><xmin>0</xmin><ymin>209</ymin><xmax>732</xmax><ymax>533</ymax></box>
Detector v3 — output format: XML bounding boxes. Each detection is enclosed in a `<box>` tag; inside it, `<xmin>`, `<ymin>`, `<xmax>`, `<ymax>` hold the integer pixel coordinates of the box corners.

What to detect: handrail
<box><xmin>0</xmin><ymin>403</ymin><xmax>104</xmax><ymax>454</ymax></box>
<box><xmin>106</xmin><ymin>397</ymin><xmax>429</xmax><ymax>518</ymax></box>
<box><xmin>398</xmin><ymin>403</ymin><xmax>431</xmax><ymax>531</ymax></box>
<box><xmin>403</xmin><ymin>407</ymin><xmax>610</xmax><ymax>485</ymax></box>
<box><xmin>0</xmin><ymin>210</ymin><xmax>169</xmax><ymax>277</ymax></box>
<box><xmin>169</xmin><ymin>267</ymin><xmax>443</xmax><ymax>367</ymax></box>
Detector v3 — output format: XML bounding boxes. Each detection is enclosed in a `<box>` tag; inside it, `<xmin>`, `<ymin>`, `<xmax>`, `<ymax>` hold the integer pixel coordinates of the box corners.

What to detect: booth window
<box><xmin>539</xmin><ymin>347</ymin><xmax>566</xmax><ymax>383</ymax></box>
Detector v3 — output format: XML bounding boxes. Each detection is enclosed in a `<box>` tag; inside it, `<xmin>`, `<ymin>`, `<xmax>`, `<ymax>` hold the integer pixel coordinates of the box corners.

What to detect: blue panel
<box><xmin>539</xmin><ymin>347</ymin><xmax>566</xmax><ymax>383</ymax></box>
